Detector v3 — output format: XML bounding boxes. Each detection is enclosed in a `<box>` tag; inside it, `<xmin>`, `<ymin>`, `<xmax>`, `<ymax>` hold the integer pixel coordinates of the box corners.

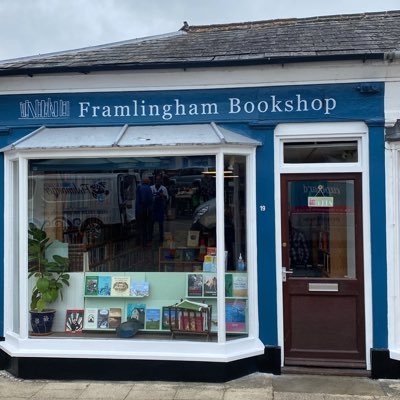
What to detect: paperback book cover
<box><xmin>127</xmin><ymin>303</ymin><xmax>145</xmax><ymax>328</ymax></box>
<box><xmin>85</xmin><ymin>276</ymin><xmax>99</xmax><ymax>295</ymax></box>
<box><xmin>97</xmin><ymin>308</ymin><xmax>110</xmax><ymax>329</ymax></box>
<box><xmin>161</xmin><ymin>306</ymin><xmax>175</xmax><ymax>330</ymax></box>
<box><xmin>83</xmin><ymin>308</ymin><xmax>98</xmax><ymax>330</ymax></box>
<box><xmin>65</xmin><ymin>309</ymin><xmax>84</xmax><ymax>333</ymax></box>
<box><xmin>98</xmin><ymin>275</ymin><xmax>111</xmax><ymax>296</ymax></box>
<box><xmin>179</xmin><ymin>311</ymin><xmax>204</xmax><ymax>332</ymax></box>
<box><xmin>187</xmin><ymin>230</ymin><xmax>200</xmax><ymax>247</ymax></box>
<box><xmin>203</xmin><ymin>255</ymin><xmax>216</xmax><ymax>273</ymax></box>
<box><xmin>211</xmin><ymin>307</ymin><xmax>218</xmax><ymax>332</ymax></box>
<box><xmin>108</xmin><ymin>308</ymin><xmax>122</xmax><ymax>329</ymax></box>
<box><xmin>203</xmin><ymin>274</ymin><xmax>217</xmax><ymax>297</ymax></box>
<box><xmin>111</xmin><ymin>276</ymin><xmax>130</xmax><ymax>297</ymax></box>
<box><xmin>145</xmin><ymin>308</ymin><xmax>161</xmax><ymax>330</ymax></box>
<box><xmin>225</xmin><ymin>299</ymin><xmax>246</xmax><ymax>332</ymax></box>
<box><xmin>232</xmin><ymin>274</ymin><xmax>248</xmax><ymax>297</ymax></box>
<box><xmin>182</xmin><ymin>248</ymin><xmax>196</xmax><ymax>262</ymax></box>
<box><xmin>130</xmin><ymin>281</ymin><xmax>150</xmax><ymax>297</ymax></box>
<box><xmin>225</xmin><ymin>273</ymin><xmax>233</xmax><ymax>297</ymax></box>
<box><xmin>187</xmin><ymin>273</ymin><xmax>203</xmax><ymax>297</ymax></box>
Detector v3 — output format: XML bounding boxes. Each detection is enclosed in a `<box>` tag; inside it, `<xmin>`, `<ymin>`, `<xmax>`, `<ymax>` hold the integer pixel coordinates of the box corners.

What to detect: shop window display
<box><xmin>28</xmin><ymin>155</ymin><xmax>248</xmax><ymax>339</ymax></box>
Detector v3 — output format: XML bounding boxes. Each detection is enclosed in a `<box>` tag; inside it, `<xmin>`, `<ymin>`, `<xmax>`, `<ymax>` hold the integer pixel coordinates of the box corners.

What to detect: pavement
<box><xmin>0</xmin><ymin>371</ymin><xmax>400</xmax><ymax>399</ymax></box>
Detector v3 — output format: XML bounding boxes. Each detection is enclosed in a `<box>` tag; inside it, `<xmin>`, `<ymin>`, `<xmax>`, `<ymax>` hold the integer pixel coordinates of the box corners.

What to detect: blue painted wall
<box><xmin>0</xmin><ymin>82</ymin><xmax>386</xmax><ymax>349</ymax></box>
<box><xmin>369</xmin><ymin>124</ymin><xmax>388</xmax><ymax>348</ymax></box>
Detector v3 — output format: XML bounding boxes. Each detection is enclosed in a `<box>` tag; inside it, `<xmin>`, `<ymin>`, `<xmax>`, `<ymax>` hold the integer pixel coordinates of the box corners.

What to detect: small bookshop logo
<box><xmin>19</xmin><ymin>98</ymin><xmax>70</xmax><ymax>119</ymax></box>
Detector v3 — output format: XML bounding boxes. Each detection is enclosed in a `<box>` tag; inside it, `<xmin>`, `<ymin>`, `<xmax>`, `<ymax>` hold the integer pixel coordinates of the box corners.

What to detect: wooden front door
<box><xmin>281</xmin><ymin>173</ymin><xmax>365</xmax><ymax>368</ymax></box>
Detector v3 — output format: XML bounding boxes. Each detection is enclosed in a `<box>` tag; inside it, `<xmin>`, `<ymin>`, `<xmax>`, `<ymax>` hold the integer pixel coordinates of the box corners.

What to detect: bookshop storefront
<box><xmin>0</xmin><ymin>82</ymin><xmax>387</xmax><ymax>379</ymax></box>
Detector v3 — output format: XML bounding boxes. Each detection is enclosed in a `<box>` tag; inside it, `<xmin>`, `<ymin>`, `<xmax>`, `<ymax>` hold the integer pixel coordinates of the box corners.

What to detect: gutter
<box><xmin>384</xmin><ymin>51</ymin><xmax>400</xmax><ymax>62</ymax></box>
<box><xmin>0</xmin><ymin>53</ymin><xmax>386</xmax><ymax>77</ymax></box>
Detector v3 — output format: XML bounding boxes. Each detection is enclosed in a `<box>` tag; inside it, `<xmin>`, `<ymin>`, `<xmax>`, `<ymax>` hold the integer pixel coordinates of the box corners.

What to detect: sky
<box><xmin>1</xmin><ymin>0</ymin><xmax>400</xmax><ymax>61</ymax></box>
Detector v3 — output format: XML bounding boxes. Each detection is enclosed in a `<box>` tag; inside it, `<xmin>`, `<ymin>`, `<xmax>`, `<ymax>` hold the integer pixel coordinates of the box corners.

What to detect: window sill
<box><xmin>0</xmin><ymin>333</ymin><xmax>264</xmax><ymax>362</ymax></box>
<box><xmin>390</xmin><ymin>349</ymin><xmax>400</xmax><ymax>361</ymax></box>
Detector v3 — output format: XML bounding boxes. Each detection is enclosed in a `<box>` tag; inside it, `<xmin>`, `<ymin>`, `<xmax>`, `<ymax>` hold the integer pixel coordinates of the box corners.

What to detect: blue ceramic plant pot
<box><xmin>29</xmin><ymin>310</ymin><xmax>56</xmax><ymax>335</ymax></box>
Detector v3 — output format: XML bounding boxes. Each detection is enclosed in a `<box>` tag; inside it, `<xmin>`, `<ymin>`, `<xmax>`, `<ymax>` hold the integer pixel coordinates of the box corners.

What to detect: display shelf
<box><xmin>159</xmin><ymin>247</ymin><xmax>204</xmax><ymax>272</ymax></box>
<box><xmin>81</xmin><ymin>271</ymin><xmax>248</xmax><ymax>335</ymax></box>
<box><xmin>82</xmin><ymin>272</ymin><xmax>197</xmax><ymax>333</ymax></box>
<box><xmin>186</xmin><ymin>272</ymin><xmax>248</xmax><ymax>298</ymax></box>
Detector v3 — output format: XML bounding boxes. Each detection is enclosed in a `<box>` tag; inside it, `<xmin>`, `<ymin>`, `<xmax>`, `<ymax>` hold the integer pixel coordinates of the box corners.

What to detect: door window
<box><xmin>287</xmin><ymin>179</ymin><xmax>356</xmax><ymax>278</ymax></box>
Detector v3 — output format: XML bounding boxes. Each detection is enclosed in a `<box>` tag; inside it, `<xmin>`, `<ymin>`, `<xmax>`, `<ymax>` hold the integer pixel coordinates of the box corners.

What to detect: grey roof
<box><xmin>1</xmin><ymin>10</ymin><xmax>400</xmax><ymax>76</ymax></box>
<box><xmin>2</xmin><ymin>123</ymin><xmax>260</xmax><ymax>151</ymax></box>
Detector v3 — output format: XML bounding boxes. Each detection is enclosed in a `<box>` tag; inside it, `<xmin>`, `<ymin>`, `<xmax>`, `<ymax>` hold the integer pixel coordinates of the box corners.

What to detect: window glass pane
<box><xmin>28</xmin><ymin>156</ymin><xmax>224</xmax><ymax>340</ymax></box>
<box><xmin>224</xmin><ymin>155</ymin><xmax>248</xmax><ymax>338</ymax></box>
<box><xmin>284</xmin><ymin>141</ymin><xmax>358</xmax><ymax>163</ymax></box>
<box><xmin>29</xmin><ymin>156</ymin><xmax>216</xmax><ymax>272</ymax></box>
<box><xmin>288</xmin><ymin>179</ymin><xmax>356</xmax><ymax>278</ymax></box>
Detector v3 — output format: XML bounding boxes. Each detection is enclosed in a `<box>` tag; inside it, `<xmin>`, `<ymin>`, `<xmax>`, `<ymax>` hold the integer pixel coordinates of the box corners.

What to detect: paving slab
<box><xmin>226</xmin><ymin>372</ymin><xmax>273</xmax><ymax>389</ymax></box>
<box><xmin>273</xmin><ymin>375</ymin><xmax>386</xmax><ymax>396</ymax></box>
<box><xmin>325</xmin><ymin>395</ymin><xmax>374</xmax><ymax>400</ymax></box>
<box><xmin>32</xmin><ymin>388</ymin><xmax>84</xmax><ymax>399</ymax></box>
<box><xmin>0</xmin><ymin>381</ymin><xmax>45</xmax><ymax>398</ymax></box>
<box><xmin>42</xmin><ymin>381</ymin><xmax>91</xmax><ymax>390</ymax></box>
<box><xmin>274</xmin><ymin>393</ymin><xmax>325</xmax><ymax>400</ymax></box>
<box><xmin>379</xmin><ymin>379</ymin><xmax>400</xmax><ymax>397</ymax></box>
<box><xmin>175</xmin><ymin>387</ymin><xmax>225</xmax><ymax>400</ymax></box>
<box><xmin>130</xmin><ymin>381</ymin><xmax>181</xmax><ymax>389</ymax></box>
<box><xmin>374</xmin><ymin>397</ymin><xmax>400</xmax><ymax>400</ymax></box>
<box><xmin>224</xmin><ymin>387</ymin><xmax>273</xmax><ymax>400</ymax></box>
<box><xmin>125</xmin><ymin>387</ymin><xmax>178</xmax><ymax>400</ymax></box>
<box><xmin>78</xmin><ymin>382</ymin><xmax>133</xmax><ymax>399</ymax></box>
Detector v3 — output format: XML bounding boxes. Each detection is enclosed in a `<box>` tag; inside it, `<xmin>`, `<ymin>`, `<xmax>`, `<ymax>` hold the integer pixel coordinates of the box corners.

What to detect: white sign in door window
<box><xmin>307</xmin><ymin>196</ymin><xmax>334</xmax><ymax>207</ymax></box>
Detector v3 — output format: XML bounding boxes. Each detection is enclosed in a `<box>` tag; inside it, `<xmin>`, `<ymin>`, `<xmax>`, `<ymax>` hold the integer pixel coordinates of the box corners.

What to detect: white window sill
<box><xmin>390</xmin><ymin>348</ymin><xmax>400</xmax><ymax>361</ymax></box>
<box><xmin>0</xmin><ymin>333</ymin><xmax>265</xmax><ymax>362</ymax></box>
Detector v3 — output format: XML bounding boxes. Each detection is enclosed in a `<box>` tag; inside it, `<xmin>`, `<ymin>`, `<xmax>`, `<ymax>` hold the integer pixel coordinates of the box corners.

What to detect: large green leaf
<box><xmin>36</xmin><ymin>277</ymin><xmax>49</xmax><ymax>292</ymax></box>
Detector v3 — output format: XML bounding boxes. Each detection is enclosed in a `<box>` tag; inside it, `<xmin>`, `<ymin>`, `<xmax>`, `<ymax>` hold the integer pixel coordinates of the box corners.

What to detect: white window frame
<box><xmin>386</xmin><ymin>142</ymin><xmax>400</xmax><ymax>360</ymax></box>
<box><xmin>2</xmin><ymin>144</ymin><xmax>264</xmax><ymax>362</ymax></box>
<box><xmin>274</xmin><ymin>121</ymin><xmax>372</xmax><ymax>369</ymax></box>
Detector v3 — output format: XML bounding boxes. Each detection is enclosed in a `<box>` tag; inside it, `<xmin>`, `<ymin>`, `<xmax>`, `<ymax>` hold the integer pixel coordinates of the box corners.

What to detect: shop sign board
<box><xmin>0</xmin><ymin>83</ymin><xmax>383</xmax><ymax>127</ymax></box>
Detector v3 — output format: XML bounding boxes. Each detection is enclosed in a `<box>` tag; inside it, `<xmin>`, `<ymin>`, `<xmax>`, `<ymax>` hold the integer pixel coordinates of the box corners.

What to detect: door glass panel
<box><xmin>284</xmin><ymin>141</ymin><xmax>358</xmax><ymax>163</ymax></box>
<box><xmin>288</xmin><ymin>179</ymin><xmax>356</xmax><ymax>278</ymax></box>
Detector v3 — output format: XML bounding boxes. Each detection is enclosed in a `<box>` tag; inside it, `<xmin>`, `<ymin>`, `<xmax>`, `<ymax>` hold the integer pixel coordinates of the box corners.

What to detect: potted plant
<box><xmin>28</xmin><ymin>223</ymin><xmax>70</xmax><ymax>335</ymax></box>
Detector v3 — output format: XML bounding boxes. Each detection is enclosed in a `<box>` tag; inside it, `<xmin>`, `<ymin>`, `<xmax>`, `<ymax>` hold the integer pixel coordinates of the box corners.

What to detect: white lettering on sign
<box><xmin>308</xmin><ymin>197</ymin><xmax>334</xmax><ymax>207</ymax></box>
<box><xmin>229</xmin><ymin>94</ymin><xmax>336</xmax><ymax>115</ymax></box>
<box><xmin>17</xmin><ymin>94</ymin><xmax>338</xmax><ymax>121</ymax></box>
<box><xmin>79</xmin><ymin>99</ymin><xmax>219</xmax><ymax>120</ymax></box>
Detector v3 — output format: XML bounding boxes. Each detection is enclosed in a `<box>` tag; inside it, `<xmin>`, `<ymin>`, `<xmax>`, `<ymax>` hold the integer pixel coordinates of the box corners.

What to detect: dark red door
<box><xmin>282</xmin><ymin>173</ymin><xmax>365</xmax><ymax>368</ymax></box>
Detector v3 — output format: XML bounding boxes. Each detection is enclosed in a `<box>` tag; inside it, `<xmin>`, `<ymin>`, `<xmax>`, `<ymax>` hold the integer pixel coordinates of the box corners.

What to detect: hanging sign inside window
<box><xmin>308</xmin><ymin>196</ymin><xmax>334</xmax><ymax>207</ymax></box>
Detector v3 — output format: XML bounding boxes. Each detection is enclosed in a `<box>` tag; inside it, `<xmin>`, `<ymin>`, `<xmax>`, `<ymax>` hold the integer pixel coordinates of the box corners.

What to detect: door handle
<box><xmin>282</xmin><ymin>267</ymin><xmax>293</xmax><ymax>282</ymax></box>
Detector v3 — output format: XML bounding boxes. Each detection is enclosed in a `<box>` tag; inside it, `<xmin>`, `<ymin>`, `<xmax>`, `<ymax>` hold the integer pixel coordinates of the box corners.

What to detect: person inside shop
<box><xmin>135</xmin><ymin>177</ymin><xmax>153</xmax><ymax>246</ymax></box>
<box><xmin>151</xmin><ymin>174</ymin><xmax>169</xmax><ymax>243</ymax></box>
